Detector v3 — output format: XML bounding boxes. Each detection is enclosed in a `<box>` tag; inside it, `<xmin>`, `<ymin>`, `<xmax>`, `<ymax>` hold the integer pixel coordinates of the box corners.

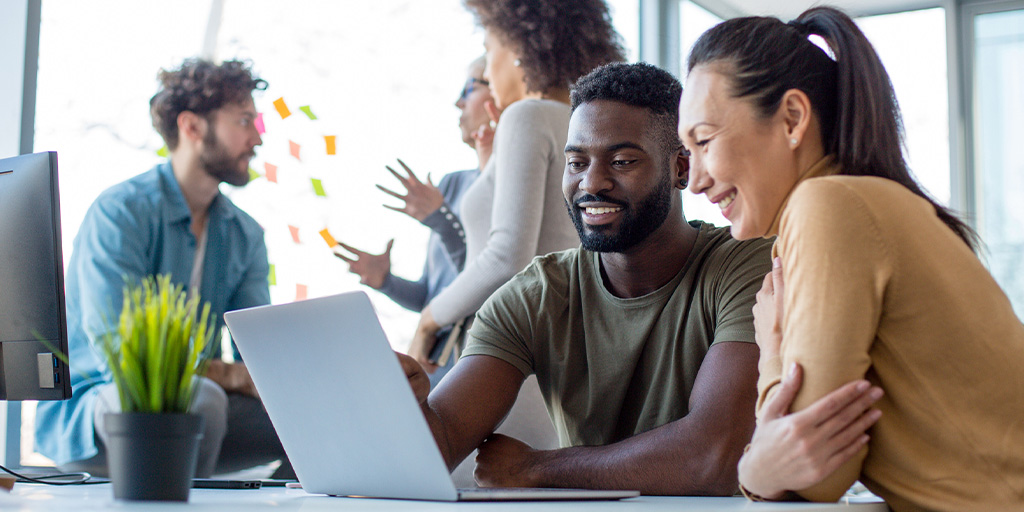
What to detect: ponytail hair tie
<box><xmin>787</xmin><ymin>19</ymin><xmax>811</xmax><ymax>36</ymax></box>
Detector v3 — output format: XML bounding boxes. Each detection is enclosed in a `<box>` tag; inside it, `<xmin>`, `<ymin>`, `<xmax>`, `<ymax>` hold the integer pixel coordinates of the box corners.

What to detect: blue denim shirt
<box><xmin>35</xmin><ymin>161</ymin><xmax>270</xmax><ymax>465</ymax></box>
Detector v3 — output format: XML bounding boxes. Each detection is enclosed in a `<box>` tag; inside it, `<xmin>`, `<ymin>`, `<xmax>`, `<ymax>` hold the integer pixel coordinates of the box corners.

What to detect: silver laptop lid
<box><xmin>225</xmin><ymin>291</ymin><xmax>459</xmax><ymax>501</ymax></box>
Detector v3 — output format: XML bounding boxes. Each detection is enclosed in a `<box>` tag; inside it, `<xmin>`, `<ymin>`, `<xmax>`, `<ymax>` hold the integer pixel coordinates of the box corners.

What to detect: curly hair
<box><xmin>571</xmin><ymin>62</ymin><xmax>682</xmax><ymax>153</ymax></box>
<box><xmin>465</xmin><ymin>0</ymin><xmax>625</xmax><ymax>93</ymax></box>
<box><xmin>150</xmin><ymin>59</ymin><xmax>267</xmax><ymax>150</ymax></box>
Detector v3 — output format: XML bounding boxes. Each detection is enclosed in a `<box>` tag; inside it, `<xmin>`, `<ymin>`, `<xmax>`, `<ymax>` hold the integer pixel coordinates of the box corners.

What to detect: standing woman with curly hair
<box><xmin>408</xmin><ymin>0</ymin><xmax>625</xmax><ymax>368</ymax></box>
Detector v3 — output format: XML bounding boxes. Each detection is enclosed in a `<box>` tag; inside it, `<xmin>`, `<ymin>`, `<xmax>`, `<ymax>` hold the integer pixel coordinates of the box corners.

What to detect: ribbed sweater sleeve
<box><xmin>428</xmin><ymin>101</ymin><xmax>563</xmax><ymax>326</ymax></box>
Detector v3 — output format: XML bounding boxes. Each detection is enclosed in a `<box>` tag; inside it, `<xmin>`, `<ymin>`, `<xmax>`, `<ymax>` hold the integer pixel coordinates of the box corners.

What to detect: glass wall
<box><xmin>972</xmin><ymin>6</ymin><xmax>1024</xmax><ymax>318</ymax></box>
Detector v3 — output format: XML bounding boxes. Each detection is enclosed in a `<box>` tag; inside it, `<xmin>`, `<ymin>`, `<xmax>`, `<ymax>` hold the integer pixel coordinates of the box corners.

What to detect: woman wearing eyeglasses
<box><xmin>407</xmin><ymin>0</ymin><xmax>625</xmax><ymax>369</ymax></box>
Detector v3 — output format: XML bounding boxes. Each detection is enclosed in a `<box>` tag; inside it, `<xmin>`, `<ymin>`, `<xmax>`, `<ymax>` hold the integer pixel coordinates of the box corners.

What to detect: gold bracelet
<box><xmin>739</xmin><ymin>483</ymin><xmax>770</xmax><ymax>502</ymax></box>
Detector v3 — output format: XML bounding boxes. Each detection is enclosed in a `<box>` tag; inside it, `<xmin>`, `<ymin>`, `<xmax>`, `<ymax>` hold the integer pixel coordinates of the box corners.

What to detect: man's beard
<box><xmin>200</xmin><ymin>128</ymin><xmax>252</xmax><ymax>187</ymax></box>
<box><xmin>566</xmin><ymin>173</ymin><xmax>673</xmax><ymax>253</ymax></box>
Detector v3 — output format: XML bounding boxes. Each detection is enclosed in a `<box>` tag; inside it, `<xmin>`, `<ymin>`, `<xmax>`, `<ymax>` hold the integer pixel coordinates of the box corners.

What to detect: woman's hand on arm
<box><xmin>753</xmin><ymin>257</ymin><xmax>784</xmax><ymax>370</ymax></box>
<box><xmin>377</xmin><ymin>159</ymin><xmax>445</xmax><ymax>222</ymax></box>
<box><xmin>738</xmin><ymin>364</ymin><xmax>883</xmax><ymax>500</ymax></box>
<box><xmin>472</xmin><ymin>101</ymin><xmax>501</xmax><ymax>170</ymax></box>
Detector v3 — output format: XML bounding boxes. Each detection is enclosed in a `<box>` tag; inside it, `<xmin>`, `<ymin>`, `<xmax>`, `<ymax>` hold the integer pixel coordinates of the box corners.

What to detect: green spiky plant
<box><xmin>98</xmin><ymin>274</ymin><xmax>217</xmax><ymax>413</ymax></box>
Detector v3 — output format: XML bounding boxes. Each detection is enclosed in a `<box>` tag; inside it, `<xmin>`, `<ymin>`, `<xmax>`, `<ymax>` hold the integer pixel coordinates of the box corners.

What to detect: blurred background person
<box><xmin>336</xmin><ymin>57</ymin><xmax>494</xmax><ymax>387</ymax></box>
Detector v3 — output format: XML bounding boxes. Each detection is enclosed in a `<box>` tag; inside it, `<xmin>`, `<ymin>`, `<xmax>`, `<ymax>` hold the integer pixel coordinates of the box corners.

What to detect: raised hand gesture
<box><xmin>334</xmin><ymin>239</ymin><xmax>394</xmax><ymax>289</ymax></box>
<box><xmin>376</xmin><ymin>159</ymin><xmax>444</xmax><ymax>222</ymax></box>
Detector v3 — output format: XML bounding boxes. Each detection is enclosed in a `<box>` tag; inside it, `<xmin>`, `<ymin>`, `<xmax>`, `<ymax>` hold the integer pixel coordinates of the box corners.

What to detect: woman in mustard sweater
<box><xmin>678</xmin><ymin>6</ymin><xmax>1024</xmax><ymax>511</ymax></box>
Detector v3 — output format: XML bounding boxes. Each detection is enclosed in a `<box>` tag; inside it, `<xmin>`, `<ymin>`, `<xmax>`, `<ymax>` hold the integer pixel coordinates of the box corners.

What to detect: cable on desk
<box><xmin>0</xmin><ymin>463</ymin><xmax>105</xmax><ymax>485</ymax></box>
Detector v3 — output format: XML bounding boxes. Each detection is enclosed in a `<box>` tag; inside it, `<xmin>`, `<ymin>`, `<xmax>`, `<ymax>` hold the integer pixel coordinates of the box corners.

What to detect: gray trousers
<box><xmin>62</xmin><ymin>377</ymin><xmax>293</xmax><ymax>479</ymax></box>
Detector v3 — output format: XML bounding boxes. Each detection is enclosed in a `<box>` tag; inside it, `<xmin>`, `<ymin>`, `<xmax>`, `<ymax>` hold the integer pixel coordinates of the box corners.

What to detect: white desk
<box><xmin>4</xmin><ymin>483</ymin><xmax>887</xmax><ymax>511</ymax></box>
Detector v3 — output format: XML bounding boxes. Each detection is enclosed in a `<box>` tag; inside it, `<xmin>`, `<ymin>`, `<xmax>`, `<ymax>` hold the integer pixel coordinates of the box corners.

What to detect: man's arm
<box><xmin>400</xmin><ymin>352</ymin><xmax>526</xmax><ymax>472</ymax></box>
<box><xmin>474</xmin><ymin>341</ymin><xmax>758</xmax><ymax>495</ymax></box>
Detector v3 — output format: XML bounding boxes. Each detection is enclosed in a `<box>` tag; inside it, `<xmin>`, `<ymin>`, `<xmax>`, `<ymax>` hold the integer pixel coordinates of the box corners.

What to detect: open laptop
<box><xmin>224</xmin><ymin>291</ymin><xmax>640</xmax><ymax>502</ymax></box>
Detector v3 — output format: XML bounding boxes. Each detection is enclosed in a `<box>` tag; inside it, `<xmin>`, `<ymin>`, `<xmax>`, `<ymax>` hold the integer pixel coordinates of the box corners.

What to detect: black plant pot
<box><xmin>104</xmin><ymin>412</ymin><xmax>204</xmax><ymax>501</ymax></box>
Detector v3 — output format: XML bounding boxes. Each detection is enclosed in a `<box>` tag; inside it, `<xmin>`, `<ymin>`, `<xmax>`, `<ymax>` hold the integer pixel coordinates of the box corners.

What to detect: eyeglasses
<box><xmin>458</xmin><ymin>77</ymin><xmax>490</xmax><ymax>101</ymax></box>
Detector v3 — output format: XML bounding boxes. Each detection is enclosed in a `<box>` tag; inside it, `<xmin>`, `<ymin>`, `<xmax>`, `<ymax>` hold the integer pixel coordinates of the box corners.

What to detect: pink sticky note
<box><xmin>295</xmin><ymin>284</ymin><xmax>308</xmax><ymax>301</ymax></box>
<box><xmin>265</xmin><ymin>163</ymin><xmax>278</xmax><ymax>183</ymax></box>
<box><xmin>255</xmin><ymin>113</ymin><xmax>266</xmax><ymax>134</ymax></box>
<box><xmin>289</xmin><ymin>140</ymin><xmax>301</xmax><ymax>161</ymax></box>
<box><xmin>288</xmin><ymin>225</ymin><xmax>300</xmax><ymax>244</ymax></box>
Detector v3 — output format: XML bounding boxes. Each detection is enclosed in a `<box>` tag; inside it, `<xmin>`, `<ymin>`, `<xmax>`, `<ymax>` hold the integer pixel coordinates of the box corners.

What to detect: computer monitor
<box><xmin>0</xmin><ymin>151</ymin><xmax>71</xmax><ymax>400</ymax></box>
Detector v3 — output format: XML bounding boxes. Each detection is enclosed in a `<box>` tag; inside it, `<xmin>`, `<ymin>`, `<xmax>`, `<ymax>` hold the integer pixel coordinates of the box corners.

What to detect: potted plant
<box><xmin>97</xmin><ymin>274</ymin><xmax>216</xmax><ymax>501</ymax></box>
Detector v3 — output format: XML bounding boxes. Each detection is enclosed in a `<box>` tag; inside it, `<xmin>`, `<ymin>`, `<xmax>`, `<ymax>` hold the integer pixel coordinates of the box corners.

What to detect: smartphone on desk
<box><xmin>192</xmin><ymin>478</ymin><xmax>262</xmax><ymax>489</ymax></box>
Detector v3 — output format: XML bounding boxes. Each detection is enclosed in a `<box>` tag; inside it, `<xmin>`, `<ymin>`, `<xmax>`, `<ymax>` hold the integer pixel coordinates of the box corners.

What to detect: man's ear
<box><xmin>675</xmin><ymin>148</ymin><xmax>690</xmax><ymax>190</ymax></box>
<box><xmin>177</xmin><ymin>111</ymin><xmax>206</xmax><ymax>146</ymax></box>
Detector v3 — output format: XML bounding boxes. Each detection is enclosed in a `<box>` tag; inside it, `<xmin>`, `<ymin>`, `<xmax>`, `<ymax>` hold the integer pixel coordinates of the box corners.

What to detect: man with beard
<box><xmin>398</xmin><ymin>62</ymin><xmax>772</xmax><ymax>494</ymax></box>
<box><xmin>35</xmin><ymin>59</ymin><xmax>291</xmax><ymax>479</ymax></box>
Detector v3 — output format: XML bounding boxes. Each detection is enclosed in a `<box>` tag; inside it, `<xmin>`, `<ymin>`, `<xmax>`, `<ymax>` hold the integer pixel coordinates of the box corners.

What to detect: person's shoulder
<box><xmin>790</xmin><ymin>175</ymin><xmax>918</xmax><ymax>216</ymax></box>
<box><xmin>91</xmin><ymin>166</ymin><xmax>165</xmax><ymax>218</ymax></box>
<box><xmin>514</xmin><ymin>248</ymin><xmax>581</xmax><ymax>287</ymax></box>
<box><xmin>698</xmin><ymin>222</ymin><xmax>773</xmax><ymax>264</ymax></box>
<box><xmin>437</xmin><ymin>168</ymin><xmax>478</xmax><ymax>195</ymax></box>
<box><xmin>218</xmin><ymin>196</ymin><xmax>265</xmax><ymax>238</ymax></box>
<box><xmin>501</xmin><ymin>99</ymin><xmax>570</xmax><ymax>125</ymax></box>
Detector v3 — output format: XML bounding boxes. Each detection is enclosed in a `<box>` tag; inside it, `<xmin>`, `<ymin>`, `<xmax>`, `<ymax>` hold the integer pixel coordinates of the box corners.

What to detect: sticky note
<box><xmin>255</xmin><ymin>113</ymin><xmax>266</xmax><ymax>134</ymax></box>
<box><xmin>311</xmin><ymin>178</ymin><xmax>326</xmax><ymax>197</ymax></box>
<box><xmin>299</xmin><ymin>106</ymin><xmax>317</xmax><ymax>120</ymax></box>
<box><xmin>319</xmin><ymin>228</ymin><xmax>338</xmax><ymax>247</ymax></box>
<box><xmin>295</xmin><ymin>284</ymin><xmax>308</xmax><ymax>301</ymax></box>
<box><xmin>290</xmin><ymin>140</ymin><xmax>301</xmax><ymax>161</ymax></box>
<box><xmin>156</xmin><ymin>146</ymin><xmax>169</xmax><ymax>157</ymax></box>
<box><xmin>324</xmin><ymin>135</ymin><xmax>337</xmax><ymax>155</ymax></box>
<box><xmin>273</xmin><ymin>97</ymin><xmax>291</xmax><ymax>119</ymax></box>
<box><xmin>288</xmin><ymin>225</ymin><xmax>300</xmax><ymax>244</ymax></box>
<box><xmin>264</xmin><ymin>163</ymin><xmax>278</xmax><ymax>183</ymax></box>
<box><xmin>248</xmin><ymin>167</ymin><xmax>260</xmax><ymax>182</ymax></box>
<box><xmin>268</xmin><ymin>264</ymin><xmax>276</xmax><ymax>286</ymax></box>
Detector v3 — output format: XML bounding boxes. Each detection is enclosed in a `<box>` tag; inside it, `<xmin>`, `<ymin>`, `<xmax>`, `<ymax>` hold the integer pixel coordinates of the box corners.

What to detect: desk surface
<box><xmin>4</xmin><ymin>483</ymin><xmax>887</xmax><ymax>511</ymax></box>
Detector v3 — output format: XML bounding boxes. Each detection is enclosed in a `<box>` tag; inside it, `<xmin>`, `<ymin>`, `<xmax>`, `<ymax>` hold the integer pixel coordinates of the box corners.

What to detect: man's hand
<box><xmin>377</xmin><ymin>159</ymin><xmax>445</xmax><ymax>222</ymax></box>
<box><xmin>204</xmin><ymin>360</ymin><xmax>259</xmax><ymax>397</ymax></box>
<box><xmin>396</xmin><ymin>351</ymin><xmax>430</xmax><ymax>404</ymax></box>
<box><xmin>474</xmin><ymin>434</ymin><xmax>541</xmax><ymax>488</ymax></box>
<box><xmin>334</xmin><ymin>240</ymin><xmax>393</xmax><ymax>289</ymax></box>
<box><xmin>738</xmin><ymin>364</ymin><xmax>883</xmax><ymax>500</ymax></box>
<box><xmin>753</xmin><ymin>257</ymin><xmax>784</xmax><ymax>365</ymax></box>
<box><xmin>407</xmin><ymin>306</ymin><xmax>441</xmax><ymax>373</ymax></box>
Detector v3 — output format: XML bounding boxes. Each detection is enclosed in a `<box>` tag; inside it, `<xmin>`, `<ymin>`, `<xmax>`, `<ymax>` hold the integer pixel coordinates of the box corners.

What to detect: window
<box><xmin>970</xmin><ymin>6</ymin><xmax>1024</xmax><ymax>318</ymax></box>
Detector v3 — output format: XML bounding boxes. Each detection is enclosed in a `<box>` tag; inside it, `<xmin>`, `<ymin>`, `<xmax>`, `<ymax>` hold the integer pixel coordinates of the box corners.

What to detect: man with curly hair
<box><xmin>35</xmin><ymin>59</ymin><xmax>291</xmax><ymax>479</ymax></box>
<box><xmin>399</xmin><ymin>62</ymin><xmax>772</xmax><ymax>494</ymax></box>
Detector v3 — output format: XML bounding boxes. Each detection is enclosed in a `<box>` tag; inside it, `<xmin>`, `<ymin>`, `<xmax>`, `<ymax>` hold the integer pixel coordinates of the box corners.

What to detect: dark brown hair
<box><xmin>687</xmin><ymin>6</ymin><xmax>978</xmax><ymax>250</ymax></box>
<box><xmin>150</xmin><ymin>59</ymin><xmax>267</xmax><ymax>150</ymax></box>
<box><xmin>465</xmin><ymin>0</ymin><xmax>626</xmax><ymax>93</ymax></box>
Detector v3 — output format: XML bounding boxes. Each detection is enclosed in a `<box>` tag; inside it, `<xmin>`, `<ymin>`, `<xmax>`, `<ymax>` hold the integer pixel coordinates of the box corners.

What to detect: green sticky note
<box><xmin>249</xmin><ymin>167</ymin><xmax>261</xmax><ymax>182</ymax></box>
<box><xmin>268</xmin><ymin>264</ymin><xmax>276</xmax><ymax>286</ymax></box>
<box><xmin>156</xmin><ymin>146</ymin><xmax>169</xmax><ymax>157</ymax></box>
<box><xmin>299</xmin><ymin>106</ymin><xmax>317</xmax><ymax>120</ymax></box>
<box><xmin>311</xmin><ymin>178</ymin><xmax>326</xmax><ymax>197</ymax></box>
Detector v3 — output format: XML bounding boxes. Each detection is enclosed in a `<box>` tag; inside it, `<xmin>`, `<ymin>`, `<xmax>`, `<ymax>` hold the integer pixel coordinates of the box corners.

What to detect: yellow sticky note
<box><xmin>268</xmin><ymin>264</ymin><xmax>276</xmax><ymax>286</ymax></box>
<box><xmin>324</xmin><ymin>135</ymin><xmax>337</xmax><ymax>155</ymax></box>
<box><xmin>311</xmin><ymin>178</ymin><xmax>326</xmax><ymax>197</ymax></box>
<box><xmin>299</xmin><ymin>106</ymin><xmax>317</xmax><ymax>120</ymax></box>
<box><xmin>156</xmin><ymin>146</ymin><xmax>169</xmax><ymax>157</ymax></box>
<box><xmin>273</xmin><ymin>97</ymin><xmax>291</xmax><ymax>119</ymax></box>
<box><xmin>319</xmin><ymin>228</ymin><xmax>338</xmax><ymax>247</ymax></box>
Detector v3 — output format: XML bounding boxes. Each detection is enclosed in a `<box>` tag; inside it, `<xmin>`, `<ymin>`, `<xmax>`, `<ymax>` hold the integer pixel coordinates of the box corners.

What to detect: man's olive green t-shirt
<box><xmin>463</xmin><ymin>221</ymin><xmax>773</xmax><ymax>447</ymax></box>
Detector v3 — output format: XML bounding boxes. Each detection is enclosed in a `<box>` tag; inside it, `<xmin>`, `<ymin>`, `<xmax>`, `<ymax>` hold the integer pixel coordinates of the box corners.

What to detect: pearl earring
<box><xmin>513</xmin><ymin>59</ymin><xmax>522</xmax><ymax>67</ymax></box>
<box><xmin>790</xmin><ymin>138</ymin><xmax>798</xmax><ymax>146</ymax></box>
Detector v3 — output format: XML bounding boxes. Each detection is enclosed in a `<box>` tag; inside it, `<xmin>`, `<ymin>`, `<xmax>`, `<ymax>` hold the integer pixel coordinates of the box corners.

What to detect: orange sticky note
<box><xmin>273</xmin><ymin>97</ymin><xmax>291</xmax><ymax>119</ymax></box>
<box><xmin>295</xmin><ymin>284</ymin><xmax>308</xmax><ymax>301</ymax></box>
<box><xmin>319</xmin><ymin>228</ymin><xmax>338</xmax><ymax>247</ymax></box>
<box><xmin>288</xmin><ymin>225</ymin><xmax>300</xmax><ymax>244</ymax></box>
<box><xmin>264</xmin><ymin>162</ymin><xmax>278</xmax><ymax>183</ymax></box>
<box><xmin>324</xmin><ymin>135</ymin><xmax>336</xmax><ymax>155</ymax></box>
<box><xmin>289</xmin><ymin>140</ymin><xmax>301</xmax><ymax>161</ymax></box>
